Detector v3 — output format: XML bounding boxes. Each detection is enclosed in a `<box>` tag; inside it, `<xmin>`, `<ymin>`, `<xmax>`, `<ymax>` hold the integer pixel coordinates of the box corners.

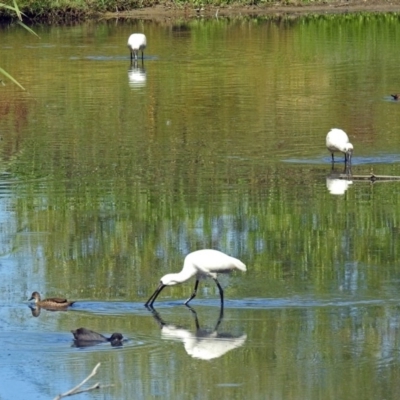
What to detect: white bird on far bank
<box><xmin>127</xmin><ymin>33</ymin><xmax>147</xmax><ymax>61</ymax></box>
<box><xmin>326</xmin><ymin>128</ymin><xmax>353</xmax><ymax>164</ymax></box>
<box><xmin>145</xmin><ymin>249</ymin><xmax>246</xmax><ymax>307</ymax></box>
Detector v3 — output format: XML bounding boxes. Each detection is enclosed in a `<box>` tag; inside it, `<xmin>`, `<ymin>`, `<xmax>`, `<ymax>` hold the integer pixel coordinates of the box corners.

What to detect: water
<box><xmin>1</xmin><ymin>13</ymin><xmax>400</xmax><ymax>399</ymax></box>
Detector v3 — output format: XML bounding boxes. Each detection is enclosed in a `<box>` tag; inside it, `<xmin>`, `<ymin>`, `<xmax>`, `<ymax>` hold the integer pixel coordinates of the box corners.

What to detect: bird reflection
<box><xmin>28</xmin><ymin>304</ymin><xmax>71</xmax><ymax>317</ymax></box>
<box><xmin>327</xmin><ymin>164</ymin><xmax>353</xmax><ymax>195</ymax></box>
<box><xmin>29</xmin><ymin>305</ymin><xmax>41</xmax><ymax>317</ymax></box>
<box><xmin>128</xmin><ymin>60</ymin><xmax>146</xmax><ymax>89</ymax></box>
<box><xmin>149</xmin><ymin>307</ymin><xmax>247</xmax><ymax>360</ymax></box>
<box><xmin>326</xmin><ymin>176</ymin><xmax>353</xmax><ymax>195</ymax></box>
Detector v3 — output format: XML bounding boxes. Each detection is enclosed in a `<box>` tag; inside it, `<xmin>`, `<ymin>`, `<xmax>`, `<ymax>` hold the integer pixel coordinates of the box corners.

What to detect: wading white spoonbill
<box><xmin>127</xmin><ymin>33</ymin><xmax>147</xmax><ymax>61</ymax></box>
<box><xmin>326</xmin><ymin>128</ymin><xmax>353</xmax><ymax>164</ymax></box>
<box><xmin>145</xmin><ymin>249</ymin><xmax>246</xmax><ymax>307</ymax></box>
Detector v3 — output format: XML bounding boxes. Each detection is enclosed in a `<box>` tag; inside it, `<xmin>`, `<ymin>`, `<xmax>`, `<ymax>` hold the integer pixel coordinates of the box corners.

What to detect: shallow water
<box><xmin>2</xmin><ymin>13</ymin><xmax>400</xmax><ymax>399</ymax></box>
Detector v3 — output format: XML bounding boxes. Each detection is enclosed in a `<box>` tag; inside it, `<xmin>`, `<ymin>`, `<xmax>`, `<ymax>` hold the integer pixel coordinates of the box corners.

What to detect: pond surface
<box><xmin>2</xmin><ymin>12</ymin><xmax>400</xmax><ymax>400</ymax></box>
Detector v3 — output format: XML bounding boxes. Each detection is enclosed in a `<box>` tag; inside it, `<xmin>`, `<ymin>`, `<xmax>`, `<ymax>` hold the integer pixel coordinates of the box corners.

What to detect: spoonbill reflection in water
<box><xmin>326</xmin><ymin>128</ymin><xmax>353</xmax><ymax>164</ymax></box>
<box><xmin>326</xmin><ymin>176</ymin><xmax>353</xmax><ymax>195</ymax></box>
<box><xmin>150</xmin><ymin>307</ymin><xmax>247</xmax><ymax>360</ymax></box>
<box><xmin>127</xmin><ymin>33</ymin><xmax>147</xmax><ymax>61</ymax></box>
<box><xmin>128</xmin><ymin>60</ymin><xmax>146</xmax><ymax>89</ymax></box>
<box><xmin>145</xmin><ymin>249</ymin><xmax>246</xmax><ymax>307</ymax></box>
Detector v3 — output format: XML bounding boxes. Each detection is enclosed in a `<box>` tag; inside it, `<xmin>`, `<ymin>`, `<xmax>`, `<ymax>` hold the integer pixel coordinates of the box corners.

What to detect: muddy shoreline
<box><xmin>103</xmin><ymin>1</ymin><xmax>400</xmax><ymax>21</ymax></box>
<box><xmin>1</xmin><ymin>0</ymin><xmax>400</xmax><ymax>23</ymax></box>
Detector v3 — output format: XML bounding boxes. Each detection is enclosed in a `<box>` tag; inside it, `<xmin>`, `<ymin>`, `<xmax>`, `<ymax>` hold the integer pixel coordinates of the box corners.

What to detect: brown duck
<box><xmin>71</xmin><ymin>328</ymin><xmax>124</xmax><ymax>347</ymax></box>
<box><xmin>391</xmin><ymin>94</ymin><xmax>399</xmax><ymax>100</ymax></box>
<box><xmin>28</xmin><ymin>291</ymin><xmax>75</xmax><ymax>309</ymax></box>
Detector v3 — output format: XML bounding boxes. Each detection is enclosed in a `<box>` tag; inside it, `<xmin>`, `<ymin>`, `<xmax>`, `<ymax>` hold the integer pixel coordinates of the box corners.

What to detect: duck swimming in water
<box><xmin>28</xmin><ymin>291</ymin><xmax>75</xmax><ymax>309</ymax></box>
<box><xmin>71</xmin><ymin>328</ymin><xmax>124</xmax><ymax>347</ymax></box>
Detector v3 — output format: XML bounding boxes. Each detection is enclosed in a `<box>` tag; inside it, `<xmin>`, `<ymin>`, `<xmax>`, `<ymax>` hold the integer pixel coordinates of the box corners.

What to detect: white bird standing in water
<box><xmin>145</xmin><ymin>249</ymin><xmax>246</xmax><ymax>307</ymax></box>
<box><xmin>127</xmin><ymin>33</ymin><xmax>147</xmax><ymax>61</ymax></box>
<box><xmin>326</xmin><ymin>128</ymin><xmax>353</xmax><ymax>164</ymax></box>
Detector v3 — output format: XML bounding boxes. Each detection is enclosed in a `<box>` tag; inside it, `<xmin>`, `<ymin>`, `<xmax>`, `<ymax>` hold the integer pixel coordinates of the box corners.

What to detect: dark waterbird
<box><xmin>391</xmin><ymin>94</ymin><xmax>399</xmax><ymax>100</ymax></box>
<box><xmin>145</xmin><ymin>249</ymin><xmax>246</xmax><ymax>308</ymax></box>
<box><xmin>71</xmin><ymin>328</ymin><xmax>124</xmax><ymax>347</ymax></box>
<box><xmin>28</xmin><ymin>291</ymin><xmax>75</xmax><ymax>309</ymax></box>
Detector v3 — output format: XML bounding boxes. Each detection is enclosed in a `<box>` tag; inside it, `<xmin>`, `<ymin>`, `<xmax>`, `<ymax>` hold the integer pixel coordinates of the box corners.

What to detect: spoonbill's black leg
<box><xmin>185</xmin><ymin>279</ymin><xmax>199</xmax><ymax>305</ymax></box>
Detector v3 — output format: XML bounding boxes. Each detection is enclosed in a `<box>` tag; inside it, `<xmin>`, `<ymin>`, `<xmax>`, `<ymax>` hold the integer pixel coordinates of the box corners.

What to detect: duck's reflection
<box><xmin>149</xmin><ymin>307</ymin><xmax>247</xmax><ymax>360</ymax></box>
<box><xmin>29</xmin><ymin>305</ymin><xmax>41</xmax><ymax>317</ymax></box>
<box><xmin>128</xmin><ymin>60</ymin><xmax>146</xmax><ymax>89</ymax></box>
<box><xmin>29</xmin><ymin>305</ymin><xmax>71</xmax><ymax>317</ymax></box>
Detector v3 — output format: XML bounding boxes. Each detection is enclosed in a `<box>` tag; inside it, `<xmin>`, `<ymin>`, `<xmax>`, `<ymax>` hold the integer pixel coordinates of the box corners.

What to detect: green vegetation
<box><xmin>0</xmin><ymin>0</ymin><xmax>39</xmax><ymax>89</ymax></box>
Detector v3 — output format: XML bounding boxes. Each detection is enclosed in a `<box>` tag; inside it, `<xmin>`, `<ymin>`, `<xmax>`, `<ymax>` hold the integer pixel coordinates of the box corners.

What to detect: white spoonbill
<box><xmin>145</xmin><ymin>249</ymin><xmax>246</xmax><ymax>307</ymax></box>
<box><xmin>326</xmin><ymin>128</ymin><xmax>353</xmax><ymax>164</ymax></box>
<box><xmin>127</xmin><ymin>33</ymin><xmax>147</xmax><ymax>61</ymax></box>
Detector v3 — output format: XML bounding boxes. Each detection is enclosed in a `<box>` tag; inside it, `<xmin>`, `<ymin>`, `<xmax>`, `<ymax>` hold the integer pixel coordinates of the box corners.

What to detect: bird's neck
<box><xmin>164</xmin><ymin>265</ymin><xmax>196</xmax><ymax>285</ymax></box>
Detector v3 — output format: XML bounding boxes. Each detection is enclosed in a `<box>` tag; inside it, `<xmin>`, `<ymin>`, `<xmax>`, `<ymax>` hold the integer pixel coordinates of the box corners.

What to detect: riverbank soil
<box><xmin>104</xmin><ymin>0</ymin><xmax>400</xmax><ymax>20</ymax></box>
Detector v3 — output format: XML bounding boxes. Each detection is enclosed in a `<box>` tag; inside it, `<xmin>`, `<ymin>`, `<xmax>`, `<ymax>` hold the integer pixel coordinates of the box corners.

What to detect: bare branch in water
<box><xmin>53</xmin><ymin>363</ymin><xmax>114</xmax><ymax>399</ymax></box>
